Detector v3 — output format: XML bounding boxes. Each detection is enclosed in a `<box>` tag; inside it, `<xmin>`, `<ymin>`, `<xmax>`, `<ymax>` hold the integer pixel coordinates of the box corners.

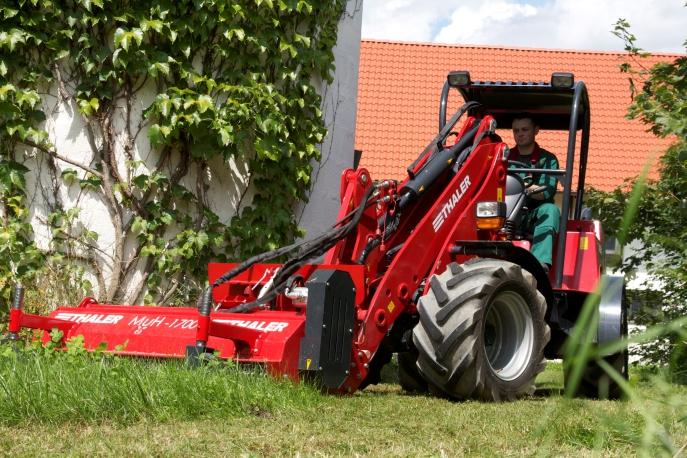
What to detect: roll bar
<box><xmin>439</xmin><ymin>76</ymin><xmax>592</xmax><ymax>288</ymax></box>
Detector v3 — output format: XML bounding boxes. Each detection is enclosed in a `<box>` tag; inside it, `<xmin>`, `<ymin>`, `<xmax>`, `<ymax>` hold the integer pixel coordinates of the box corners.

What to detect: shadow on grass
<box><xmin>534</xmin><ymin>386</ymin><xmax>564</xmax><ymax>397</ymax></box>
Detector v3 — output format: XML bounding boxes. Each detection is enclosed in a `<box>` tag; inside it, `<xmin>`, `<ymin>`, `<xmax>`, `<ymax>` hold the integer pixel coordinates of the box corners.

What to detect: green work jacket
<box><xmin>508</xmin><ymin>143</ymin><xmax>559</xmax><ymax>205</ymax></box>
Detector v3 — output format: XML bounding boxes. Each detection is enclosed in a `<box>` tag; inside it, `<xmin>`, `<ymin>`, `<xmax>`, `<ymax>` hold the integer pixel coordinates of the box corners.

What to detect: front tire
<box><xmin>413</xmin><ymin>259</ymin><xmax>550</xmax><ymax>401</ymax></box>
<box><xmin>397</xmin><ymin>349</ymin><xmax>428</xmax><ymax>393</ymax></box>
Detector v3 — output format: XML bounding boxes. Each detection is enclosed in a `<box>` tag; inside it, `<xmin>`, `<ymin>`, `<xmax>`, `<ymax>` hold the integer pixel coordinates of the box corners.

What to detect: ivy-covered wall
<box><xmin>0</xmin><ymin>0</ymin><xmax>361</xmax><ymax>307</ymax></box>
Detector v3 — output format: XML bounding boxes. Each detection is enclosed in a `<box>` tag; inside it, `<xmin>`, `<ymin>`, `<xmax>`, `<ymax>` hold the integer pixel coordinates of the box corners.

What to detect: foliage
<box><xmin>586</xmin><ymin>18</ymin><xmax>687</xmax><ymax>371</ymax></box>
<box><xmin>0</xmin><ymin>0</ymin><xmax>346</xmax><ymax>307</ymax></box>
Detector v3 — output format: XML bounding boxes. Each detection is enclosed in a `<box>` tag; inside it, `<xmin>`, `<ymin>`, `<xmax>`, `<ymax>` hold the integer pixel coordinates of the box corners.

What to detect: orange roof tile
<box><xmin>355</xmin><ymin>40</ymin><xmax>683</xmax><ymax>192</ymax></box>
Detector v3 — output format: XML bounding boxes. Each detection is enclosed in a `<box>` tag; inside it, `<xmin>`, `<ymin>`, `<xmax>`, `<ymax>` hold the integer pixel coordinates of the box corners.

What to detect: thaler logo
<box><xmin>432</xmin><ymin>175</ymin><xmax>471</xmax><ymax>232</ymax></box>
<box><xmin>213</xmin><ymin>319</ymin><xmax>289</xmax><ymax>332</ymax></box>
<box><xmin>55</xmin><ymin>312</ymin><xmax>124</xmax><ymax>324</ymax></box>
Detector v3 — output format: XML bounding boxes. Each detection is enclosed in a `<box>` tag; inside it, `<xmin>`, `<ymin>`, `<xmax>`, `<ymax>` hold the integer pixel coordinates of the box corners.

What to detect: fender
<box><xmin>450</xmin><ymin>240</ymin><xmax>554</xmax><ymax>310</ymax></box>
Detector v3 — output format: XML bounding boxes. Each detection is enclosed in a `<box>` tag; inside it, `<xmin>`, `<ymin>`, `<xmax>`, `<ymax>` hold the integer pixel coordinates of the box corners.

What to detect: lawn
<box><xmin>0</xmin><ymin>346</ymin><xmax>685</xmax><ymax>457</ymax></box>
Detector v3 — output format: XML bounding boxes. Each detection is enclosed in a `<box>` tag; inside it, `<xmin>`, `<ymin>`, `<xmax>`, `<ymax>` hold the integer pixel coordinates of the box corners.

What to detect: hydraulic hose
<box><xmin>212</xmin><ymin>184</ymin><xmax>377</xmax><ymax>314</ymax></box>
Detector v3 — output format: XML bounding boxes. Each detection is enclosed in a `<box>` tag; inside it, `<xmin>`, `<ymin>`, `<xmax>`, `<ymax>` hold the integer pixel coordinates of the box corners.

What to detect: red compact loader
<box><xmin>6</xmin><ymin>71</ymin><xmax>628</xmax><ymax>400</ymax></box>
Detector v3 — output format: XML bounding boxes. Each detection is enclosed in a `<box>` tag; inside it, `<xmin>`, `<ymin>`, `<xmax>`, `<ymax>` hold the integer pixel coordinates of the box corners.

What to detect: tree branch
<box><xmin>20</xmin><ymin>139</ymin><xmax>103</xmax><ymax>179</ymax></box>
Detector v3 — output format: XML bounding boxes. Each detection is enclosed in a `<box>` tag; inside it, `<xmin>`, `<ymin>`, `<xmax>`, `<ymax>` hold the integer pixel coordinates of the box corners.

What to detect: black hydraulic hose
<box><xmin>356</xmin><ymin>213</ymin><xmax>401</xmax><ymax>264</ymax></box>
<box><xmin>406</xmin><ymin>101</ymin><xmax>481</xmax><ymax>179</ymax></box>
<box><xmin>221</xmin><ymin>184</ymin><xmax>376</xmax><ymax>314</ymax></box>
<box><xmin>357</xmin><ymin>237</ymin><xmax>381</xmax><ymax>264</ymax></box>
<box><xmin>266</xmin><ymin>184</ymin><xmax>377</xmax><ymax>292</ymax></box>
<box><xmin>398</xmin><ymin>121</ymin><xmax>481</xmax><ymax>210</ymax></box>
<box><xmin>210</xmin><ymin>192</ymin><xmax>365</xmax><ymax>290</ymax></box>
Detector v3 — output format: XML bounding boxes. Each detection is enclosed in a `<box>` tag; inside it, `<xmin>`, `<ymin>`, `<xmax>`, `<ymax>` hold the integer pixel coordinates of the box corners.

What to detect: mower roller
<box><xmin>5</xmin><ymin>71</ymin><xmax>628</xmax><ymax>400</ymax></box>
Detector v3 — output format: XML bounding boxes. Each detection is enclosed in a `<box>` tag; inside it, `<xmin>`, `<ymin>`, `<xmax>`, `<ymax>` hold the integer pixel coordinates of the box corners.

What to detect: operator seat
<box><xmin>504</xmin><ymin>174</ymin><xmax>528</xmax><ymax>228</ymax></box>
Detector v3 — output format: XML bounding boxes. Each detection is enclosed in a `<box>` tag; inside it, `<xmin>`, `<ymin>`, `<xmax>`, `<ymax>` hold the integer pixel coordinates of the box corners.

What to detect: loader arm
<box><xmin>333</xmin><ymin>114</ymin><xmax>509</xmax><ymax>392</ymax></box>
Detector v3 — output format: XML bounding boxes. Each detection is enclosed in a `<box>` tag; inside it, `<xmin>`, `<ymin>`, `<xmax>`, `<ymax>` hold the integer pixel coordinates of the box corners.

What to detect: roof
<box><xmin>354</xmin><ymin>40</ymin><xmax>683</xmax><ymax>191</ymax></box>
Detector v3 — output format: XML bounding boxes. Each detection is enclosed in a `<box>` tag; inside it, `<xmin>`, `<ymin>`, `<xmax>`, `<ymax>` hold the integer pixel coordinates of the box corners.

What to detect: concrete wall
<box><xmin>297</xmin><ymin>0</ymin><xmax>363</xmax><ymax>237</ymax></box>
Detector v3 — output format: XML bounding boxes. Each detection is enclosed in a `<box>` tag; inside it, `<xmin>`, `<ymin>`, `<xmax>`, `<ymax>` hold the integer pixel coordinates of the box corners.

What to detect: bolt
<box><xmin>361</xmin><ymin>174</ymin><xmax>368</xmax><ymax>184</ymax></box>
<box><xmin>318</xmin><ymin>366</ymin><xmax>323</xmax><ymax>370</ymax></box>
<box><xmin>356</xmin><ymin>373</ymin><xmax>362</xmax><ymax>380</ymax></box>
<box><xmin>348</xmin><ymin>328</ymin><xmax>353</xmax><ymax>334</ymax></box>
<box><xmin>363</xmin><ymin>363</ymin><xmax>369</xmax><ymax>369</ymax></box>
<box><xmin>345</xmin><ymin>370</ymin><xmax>349</xmax><ymax>375</ymax></box>
<box><xmin>358</xmin><ymin>351</ymin><xmax>363</xmax><ymax>358</ymax></box>
<box><xmin>326</xmin><ymin>282</ymin><xmax>330</xmax><ymax>287</ymax></box>
<box><xmin>322</xmin><ymin>324</ymin><xmax>327</xmax><ymax>329</ymax></box>
<box><xmin>350</xmin><ymin>362</ymin><xmax>356</xmax><ymax>368</ymax></box>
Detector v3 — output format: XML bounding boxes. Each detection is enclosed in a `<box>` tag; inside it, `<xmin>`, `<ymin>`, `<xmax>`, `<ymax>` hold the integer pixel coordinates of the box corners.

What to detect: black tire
<box><xmin>565</xmin><ymin>303</ymin><xmax>629</xmax><ymax>400</ymax></box>
<box><xmin>397</xmin><ymin>349</ymin><xmax>428</xmax><ymax>393</ymax></box>
<box><xmin>413</xmin><ymin>259</ymin><xmax>550</xmax><ymax>401</ymax></box>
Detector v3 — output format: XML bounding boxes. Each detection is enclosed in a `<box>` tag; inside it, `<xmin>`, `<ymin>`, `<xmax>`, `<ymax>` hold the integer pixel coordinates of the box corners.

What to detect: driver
<box><xmin>509</xmin><ymin>114</ymin><xmax>560</xmax><ymax>273</ymax></box>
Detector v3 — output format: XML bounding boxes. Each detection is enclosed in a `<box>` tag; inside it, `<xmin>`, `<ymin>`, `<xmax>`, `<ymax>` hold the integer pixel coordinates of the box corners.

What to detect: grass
<box><xmin>0</xmin><ymin>344</ymin><xmax>685</xmax><ymax>457</ymax></box>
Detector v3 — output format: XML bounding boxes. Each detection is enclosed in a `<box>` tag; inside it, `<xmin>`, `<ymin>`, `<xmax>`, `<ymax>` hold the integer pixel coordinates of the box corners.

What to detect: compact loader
<box><xmin>6</xmin><ymin>71</ymin><xmax>628</xmax><ymax>400</ymax></box>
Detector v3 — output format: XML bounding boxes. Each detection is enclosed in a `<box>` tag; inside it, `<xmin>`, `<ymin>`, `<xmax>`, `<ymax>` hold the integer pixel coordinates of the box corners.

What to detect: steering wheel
<box><xmin>507</xmin><ymin>160</ymin><xmax>535</xmax><ymax>187</ymax></box>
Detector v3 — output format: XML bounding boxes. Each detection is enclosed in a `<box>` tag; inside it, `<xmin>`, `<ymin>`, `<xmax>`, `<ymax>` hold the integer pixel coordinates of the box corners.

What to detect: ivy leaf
<box><xmin>77</xmin><ymin>98</ymin><xmax>100</xmax><ymax>116</ymax></box>
<box><xmin>0</xmin><ymin>29</ymin><xmax>27</xmax><ymax>51</ymax></box>
<box><xmin>196</xmin><ymin>95</ymin><xmax>214</xmax><ymax>113</ymax></box>
<box><xmin>148</xmin><ymin>125</ymin><xmax>162</xmax><ymax>145</ymax></box>
<box><xmin>114</xmin><ymin>28</ymin><xmax>129</xmax><ymax>51</ymax></box>
<box><xmin>140</xmin><ymin>244</ymin><xmax>158</xmax><ymax>257</ymax></box>
<box><xmin>61</xmin><ymin>169</ymin><xmax>78</xmax><ymax>185</ymax></box>
<box><xmin>112</xmin><ymin>48</ymin><xmax>123</xmax><ymax>66</ymax></box>
<box><xmin>224</xmin><ymin>28</ymin><xmax>246</xmax><ymax>41</ymax></box>
<box><xmin>294</xmin><ymin>34</ymin><xmax>311</xmax><ymax>48</ymax></box>
<box><xmin>131</xmin><ymin>217</ymin><xmax>147</xmax><ymax>234</ymax></box>
<box><xmin>149</xmin><ymin>62</ymin><xmax>170</xmax><ymax>77</ymax></box>
<box><xmin>132</xmin><ymin>29</ymin><xmax>143</xmax><ymax>46</ymax></box>
<box><xmin>141</xmin><ymin>19</ymin><xmax>164</xmax><ymax>33</ymax></box>
<box><xmin>79</xmin><ymin>175</ymin><xmax>103</xmax><ymax>190</ymax></box>
<box><xmin>218</xmin><ymin>126</ymin><xmax>233</xmax><ymax>146</ymax></box>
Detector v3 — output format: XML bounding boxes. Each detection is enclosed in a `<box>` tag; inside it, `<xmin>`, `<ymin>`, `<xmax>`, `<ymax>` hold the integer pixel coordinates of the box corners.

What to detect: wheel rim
<box><xmin>483</xmin><ymin>290</ymin><xmax>534</xmax><ymax>381</ymax></box>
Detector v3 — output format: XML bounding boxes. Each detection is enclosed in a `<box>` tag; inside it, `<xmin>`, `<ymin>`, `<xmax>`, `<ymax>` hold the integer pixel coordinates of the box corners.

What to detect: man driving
<box><xmin>509</xmin><ymin>114</ymin><xmax>560</xmax><ymax>273</ymax></box>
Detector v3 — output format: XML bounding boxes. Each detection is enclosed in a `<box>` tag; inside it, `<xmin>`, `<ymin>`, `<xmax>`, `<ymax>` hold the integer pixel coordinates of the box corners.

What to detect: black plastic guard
<box><xmin>298</xmin><ymin>269</ymin><xmax>355</xmax><ymax>389</ymax></box>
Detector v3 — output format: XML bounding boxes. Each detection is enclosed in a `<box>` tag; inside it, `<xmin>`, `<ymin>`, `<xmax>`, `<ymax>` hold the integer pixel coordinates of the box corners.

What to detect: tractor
<box><xmin>5</xmin><ymin>71</ymin><xmax>628</xmax><ymax>400</ymax></box>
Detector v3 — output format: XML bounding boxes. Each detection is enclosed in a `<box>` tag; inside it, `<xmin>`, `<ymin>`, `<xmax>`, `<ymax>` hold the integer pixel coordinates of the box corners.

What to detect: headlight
<box><xmin>475</xmin><ymin>201</ymin><xmax>506</xmax><ymax>229</ymax></box>
<box><xmin>551</xmin><ymin>72</ymin><xmax>574</xmax><ymax>88</ymax></box>
<box><xmin>447</xmin><ymin>70</ymin><xmax>471</xmax><ymax>88</ymax></box>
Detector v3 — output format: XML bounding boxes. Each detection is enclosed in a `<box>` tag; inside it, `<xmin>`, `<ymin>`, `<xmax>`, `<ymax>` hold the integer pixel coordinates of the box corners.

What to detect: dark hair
<box><xmin>511</xmin><ymin>112</ymin><xmax>538</xmax><ymax>127</ymax></box>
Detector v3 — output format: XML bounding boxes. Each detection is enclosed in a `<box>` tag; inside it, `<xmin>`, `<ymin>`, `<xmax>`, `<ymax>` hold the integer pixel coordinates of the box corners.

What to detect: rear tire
<box><xmin>565</xmin><ymin>300</ymin><xmax>628</xmax><ymax>399</ymax></box>
<box><xmin>566</xmin><ymin>352</ymin><xmax>628</xmax><ymax>399</ymax></box>
<box><xmin>413</xmin><ymin>259</ymin><xmax>550</xmax><ymax>401</ymax></box>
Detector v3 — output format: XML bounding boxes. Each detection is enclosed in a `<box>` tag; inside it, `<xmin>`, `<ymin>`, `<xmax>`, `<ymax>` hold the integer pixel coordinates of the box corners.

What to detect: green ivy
<box><xmin>0</xmin><ymin>0</ymin><xmax>347</xmax><ymax>306</ymax></box>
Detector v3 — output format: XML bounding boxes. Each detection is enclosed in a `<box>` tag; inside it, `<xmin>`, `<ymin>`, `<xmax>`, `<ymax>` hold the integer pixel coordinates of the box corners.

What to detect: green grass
<box><xmin>0</xmin><ymin>343</ymin><xmax>322</xmax><ymax>426</ymax></box>
<box><xmin>0</xmin><ymin>345</ymin><xmax>685</xmax><ymax>456</ymax></box>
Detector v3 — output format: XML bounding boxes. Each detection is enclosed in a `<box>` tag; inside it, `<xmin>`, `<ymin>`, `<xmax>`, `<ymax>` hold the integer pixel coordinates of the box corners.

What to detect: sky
<box><xmin>361</xmin><ymin>0</ymin><xmax>687</xmax><ymax>53</ymax></box>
